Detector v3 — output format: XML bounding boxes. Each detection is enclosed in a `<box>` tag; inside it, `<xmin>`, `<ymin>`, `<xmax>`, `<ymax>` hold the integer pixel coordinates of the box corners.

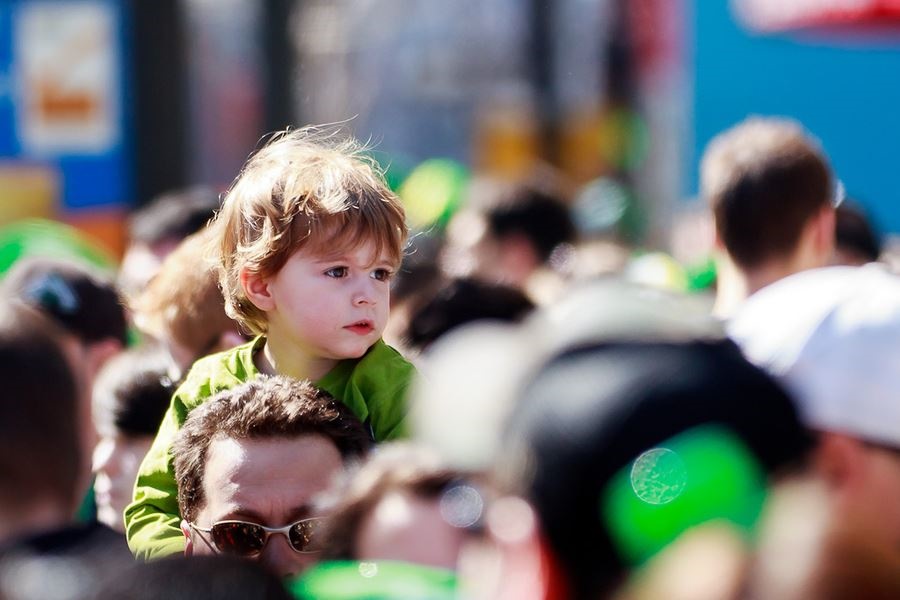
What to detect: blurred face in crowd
<box><xmin>443</xmin><ymin>210</ymin><xmax>536</xmax><ymax>289</ymax></box>
<box><xmin>93</xmin><ymin>433</ymin><xmax>154</xmax><ymax>533</ymax></box>
<box><xmin>354</xmin><ymin>490</ymin><xmax>469</xmax><ymax>570</ymax></box>
<box><xmin>183</xmin><ymin>434</ymin><xmax>343</xmax><ymax>578</ymax></box>
<box><xmin>826</xmin><ymin>435</ymin><xmax>900</xmax><ymax>549</ymax></box>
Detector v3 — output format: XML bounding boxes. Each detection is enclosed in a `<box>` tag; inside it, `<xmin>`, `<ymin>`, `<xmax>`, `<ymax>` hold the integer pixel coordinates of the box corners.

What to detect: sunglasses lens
<box><xmin>289</xmin><ymin>519</ymin><xmax>321</xmax><ymax>553</ymax></box>
<box><xmin>211</xmin><ymin>522</ymin><xmax>266</xmax><ymax>556</ymax></box>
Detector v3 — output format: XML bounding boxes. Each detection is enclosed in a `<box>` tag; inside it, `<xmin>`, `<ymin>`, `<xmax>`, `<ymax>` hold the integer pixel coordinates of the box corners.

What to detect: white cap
<box><xmin>729</xmin><ymin>265</ymin><xmax>900</xmax><ymax>447</ymax></box>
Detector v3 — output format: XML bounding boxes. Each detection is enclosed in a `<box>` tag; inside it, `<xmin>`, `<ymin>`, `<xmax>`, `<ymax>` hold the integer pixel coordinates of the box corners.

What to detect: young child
<box><xmin>125</xmin><ymin>127</ymin><xmax>415</xmax><ymax>559</ymax></box>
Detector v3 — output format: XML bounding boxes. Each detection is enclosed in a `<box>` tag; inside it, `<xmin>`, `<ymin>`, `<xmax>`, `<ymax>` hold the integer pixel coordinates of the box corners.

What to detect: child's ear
<box><xmin>240</xmin><ymin>268</ymin><xmax>276</xmax><ymax>312</ymax></box>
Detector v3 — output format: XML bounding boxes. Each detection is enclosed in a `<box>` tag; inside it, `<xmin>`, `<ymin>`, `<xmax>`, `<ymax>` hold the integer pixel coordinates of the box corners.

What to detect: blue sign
<box><xmin>0</xmin><ymin>0</ymin><xmax>131</xmax><ymax>213</ymax></box>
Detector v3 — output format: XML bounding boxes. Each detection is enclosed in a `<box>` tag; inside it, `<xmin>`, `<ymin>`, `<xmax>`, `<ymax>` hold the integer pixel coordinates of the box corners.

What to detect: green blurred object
<box><xmin>0</xmin><ymin>218</ymin><xmax>116</xmax><ymax>276</ymax></box>
<box><xmin>288</xmin><ymin>560</ymin><xmax>458</xmax><ymax>600</ymax></box>
<box><xmin>597</xmin><ymin>107</ymin><xmax>651</xmax><ymax>172</ymax></box>
<box><xmin>601</xmin><ymin>425</ymin><xmax>768</xmax><ymax>566</ymax></box>
<box><xmin>75</xmin><ymin>483</ymin><xmax>97</xmax><ymax>524</ymax></box>
<box><xmin>398</xmin><ymin>159</ymin><xmax>469</xmax><ymax>230</ymax></box>
<box><xmin>685</xmin><ymin>256</ymin><xmax>717</xmax><ymax>292</ymax></box>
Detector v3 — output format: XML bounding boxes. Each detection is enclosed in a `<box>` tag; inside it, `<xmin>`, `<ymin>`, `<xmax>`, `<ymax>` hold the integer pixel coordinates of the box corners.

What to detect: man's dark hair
<box><xmin>479</xmin><ymin>180</ymin><xmax>576</xmax><ymax>263</ymax></box>
<box><xmin>2</xmin><ymin>257</ymin><xmax>128</xmax><ymax>346</ymax></box>
<box><xmin>174</xmin><ymin>376</ymin><xmax>373</xmax><ymax>523</ymax></box>
<box><xmin>129</xmin><ymin>186</ymin><xmax>220</xmax><ymax>246</ymax></box>
<box><xmin>835</xmin><ymin>200</ymin><xmax>881</xmax><ymax>264</ymax></box>
<box><xmin>0</xmin><ymin>300</ymin><xmax>82</xmax><ymax>514</ymax></box>
<box><xmin>92</xmin><ymin>344</ymin><xmax>175</xmax><ymax>438</ymax></box>
<box><xmin>90</xmin><ymin>555</ymin><xmax>293</xmax><ymax>600</ymax></box>
<box><xmin>404</xmin><ymin>277</ymin><xmax>534</xmax><ymax>352</ymax></box>
<box><xmin>498</xmin><ymin>340</ymin><xmax>812</xmax><ymax>598</ymax></box>
<box><xmin>701</xmin><ymin>117</ymin><xmax>834</xmax><ymax>269</ymax></box>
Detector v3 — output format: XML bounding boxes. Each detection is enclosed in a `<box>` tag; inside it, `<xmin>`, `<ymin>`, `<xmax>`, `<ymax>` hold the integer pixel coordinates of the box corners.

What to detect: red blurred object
<box><xmin>733</xmin><ymin>0</ymin><xmax>900</xmax><ymax>32</ymax></box>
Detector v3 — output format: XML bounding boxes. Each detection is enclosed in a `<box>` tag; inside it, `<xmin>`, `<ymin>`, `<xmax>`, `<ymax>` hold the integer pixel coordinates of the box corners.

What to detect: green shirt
<box><xmin>124</xmin><ymin>337</ymin><xmax>415</xmax><ymax>560</ymax></box>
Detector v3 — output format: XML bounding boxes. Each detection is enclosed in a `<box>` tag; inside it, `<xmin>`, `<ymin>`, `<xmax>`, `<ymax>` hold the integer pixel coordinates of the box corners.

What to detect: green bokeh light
<box><xmin>397</xmin><ymin>159</ymin><xmax>469</xmax><ymax>230</ymax></box>
<box><xmin>602</xmin><ymin>425</ymin><xmax>767</xmax><ymax>566</ymax></box>
<box><xmin>288</xmin><ymin>560</ymin><xmax>457</xmax><ymax>600</ymax></box>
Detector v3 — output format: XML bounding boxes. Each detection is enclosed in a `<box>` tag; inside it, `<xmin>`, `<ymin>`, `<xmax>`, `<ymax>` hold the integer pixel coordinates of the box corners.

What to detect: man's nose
<box><xmin>259</xmin><ymin>533</ymin><xmax>307</xmax><ymax>579</ymax></box>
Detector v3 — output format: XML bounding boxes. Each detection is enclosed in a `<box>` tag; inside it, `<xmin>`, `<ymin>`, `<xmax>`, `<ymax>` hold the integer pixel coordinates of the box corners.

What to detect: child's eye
<box><xmin>371</xmin><ymin>268</ymin><xmax>393</xmax><ymax>282</ymax></box>
<box><xmin>324</xmin><ymin>267</ymin><xmax>349</xmax><ymax>278</ymax></box>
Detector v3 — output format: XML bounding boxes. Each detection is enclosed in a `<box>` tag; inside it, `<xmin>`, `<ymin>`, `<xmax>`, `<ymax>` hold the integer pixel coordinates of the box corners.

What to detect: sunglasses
<box><xmin>189</xmin><ymin>518</ymin><xmax>323</xmax><ymax>556</ymax></box>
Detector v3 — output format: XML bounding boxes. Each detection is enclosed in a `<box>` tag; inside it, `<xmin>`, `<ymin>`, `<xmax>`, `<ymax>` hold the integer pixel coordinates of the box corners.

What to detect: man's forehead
<box><xmin>200</xmin><ymin>434</ymin><xmax>343</xmax><ymax>522</ymax></box>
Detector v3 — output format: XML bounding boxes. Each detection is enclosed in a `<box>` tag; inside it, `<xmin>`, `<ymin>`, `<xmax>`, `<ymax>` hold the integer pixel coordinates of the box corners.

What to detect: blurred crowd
<box><xmin>0</xmin><ymin>116</ymin><xmax>898</xmax><ymax>600</ymax></box>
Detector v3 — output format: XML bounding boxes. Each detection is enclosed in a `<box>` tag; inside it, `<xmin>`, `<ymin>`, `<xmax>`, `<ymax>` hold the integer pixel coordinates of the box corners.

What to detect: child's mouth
<box><xmin>345</xmin><ymin>320</ymin><xmax>374</xmax><ymax>335</ymax></box>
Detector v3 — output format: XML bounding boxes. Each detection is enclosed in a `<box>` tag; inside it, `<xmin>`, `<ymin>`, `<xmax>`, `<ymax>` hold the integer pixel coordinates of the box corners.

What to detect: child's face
<box><xmin>260</xmin><ymin>237</ymin><xmax>395</xmax><ymax>362</ymax></box>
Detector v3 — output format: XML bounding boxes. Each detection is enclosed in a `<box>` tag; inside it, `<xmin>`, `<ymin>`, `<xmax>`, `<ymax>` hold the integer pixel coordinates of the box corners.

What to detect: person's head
<box><xmin>211</xmin><ymin>127</ymin><xmax>408</xmax><ymax>364</ymax></box>
<box><xmin>320</xmin><ymin>444</ymin><xmax>481</xmax><ymax>571</ymax></box>
<box><xmin>701</xmin><ymin>117</ymin><xmax>837</xmax><ymax>273</ymax></box>
<box><xmin>832</xmin><ymin>200</ymin><xmax>881</xmax><ymax>266</ymax></box>
<box><xmin>131</xmin><ymin>227</ymin><xmax>245</xmax><ymax>376</ymax></box>
<box><xmin>92</xmin><ymin>344</ymin><xmax>175</xmax><ymax>533</ymax></box>
<box><xmin>494</xmin><ymin>340</ymin><xmax>811</xmax><ymax>598</ymax></box>
<box><xmin>2</xmin><ymin>256</ymin><xmax>127</xmax><ymax>383</ymax></box>
<box><xmin>444</xmin><ymin>177</ymin><xmax>575</xmax><ymax>288</ymax></box>
<box><xmin>0</xmin><ymin>300</ymin><xmax>86</xmax><ymax>542</ymax></box>
<box><xmin>121</xmin><ymin>186</ymin><xmax>221</xmax><ymax>296</ymax></box>
<box><xmin>89</xmin><ymin>555</ymin><xmax>294</xmax><ymax>600</ymax></box>
<box><xmin>403</xmin><ymin>277</ymin><xmax>534</xmax><ymax>354</ymax></box>
<box><xmin>174</xmin><ymin>375</ymin><xmax>373</xmax><ymax>578</ymax></box>
<box><xmin>730</xmin><ymin>264</ymin><xmax>900</xmax><ymax>552</ymax></box>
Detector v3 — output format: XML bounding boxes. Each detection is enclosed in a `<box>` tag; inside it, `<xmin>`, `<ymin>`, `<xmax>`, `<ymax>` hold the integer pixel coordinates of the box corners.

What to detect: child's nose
<box><xmin>352</xmin><ymin>279</ymin><xmax>376</xmax><ymax>306</ymax></box>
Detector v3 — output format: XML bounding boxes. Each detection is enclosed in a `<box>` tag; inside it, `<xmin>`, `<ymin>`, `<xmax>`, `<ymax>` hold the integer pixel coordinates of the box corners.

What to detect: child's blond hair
<box><xmin>210</xmin><ymin>126</ymin><xmax>408</xmax><ymax>335</ymax></box>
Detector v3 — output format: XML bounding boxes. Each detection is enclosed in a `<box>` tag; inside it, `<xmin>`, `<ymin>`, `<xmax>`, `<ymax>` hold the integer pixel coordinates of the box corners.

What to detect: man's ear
<box><xmin>240</xmin><ymin>267</ymin><xmax>275</xmax><ymax>312</ymax></box>
<box><xmin>181</xmin><ymin>519</ymin><xmax>194</xmax><ymax>557</ymax></box>
<box><xmin>815</xmin><ymin>206</ymin><xmax>837</xmax><ymax>257</ymax></box>
<box><xmin>814</xmin><ymin>432</ymin><xmax>864</xmax><ymax>491</ymax></box>
<box><xmin>712</xmin><ymin>228</ymin><xmax>726</xmax><ymax>252</ymax></box>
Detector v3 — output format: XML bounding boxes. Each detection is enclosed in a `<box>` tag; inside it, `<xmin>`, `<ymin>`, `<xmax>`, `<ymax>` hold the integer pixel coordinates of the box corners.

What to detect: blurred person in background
<box><xmin>831</xmin><ymin>200</ymin><xmax>882</xmax><ymax>266</ymax></box>
<box><xmin>442</xmin><ymin>176</ymin><xmax>576</xmax><ymax>305</ymax></box>
<box><xmin>92</xmin><ymin>344</ymin><xmax>175</xmax><ymax>534</ymax></box>
<box><xmin>1</xmin><ymin>258</ymin><xmax>129</xmax><ymax>496</ymax></box>
<box><xmin>89</xmin><ymin>555</ymin><xmax>294</xmax><ymax>600</ymax></box>
<box><xmin>317</xmin><ymin>443</ymin><xmax>482</xmax><ymax>572</ymax></box>
<box><xmin>730</xmin><ymin>265</ymin><xmax>900</xmax><ymax>599</ymax></box>
<box><xmin>401</xmin><ymin>277</ymin><xmax>534</xmax><ymax>356</ymax></box>
<box><xmin>174</xmin><ymin>376</ymin><xmax>372</xmax><ymax>579</ymax></box>
<box><xmin>118</xmin><ymin>186</ymin><xmax>220</xmax><ymax>298</ymax></box>
<box><xmin>476</xmin><ymin>339</ymin><xmax>812</xmax><ymax>599</ymax></box>
<box><xmin>701</xmin><ymin>117</ymin><xmax>838</xmax><ymax>318</ymax></box>
<box><xmin>2</xmin><ymin>257</ymin><xmax>128</xmax><ymax>388</ymax></box>
<box><xmin>130</xmin><ymin>227</ymin><xmax>247</xmax><ymax>380</ymax></box>
<box><xmin>381</xmin><ymin>232</ymin><xmax>444</xmax><ymax>352</ymax></box>
<box><xmin>0</xmin><ymin>301</ymin><xmax>130</xmax><ymax>600</ymax></box>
